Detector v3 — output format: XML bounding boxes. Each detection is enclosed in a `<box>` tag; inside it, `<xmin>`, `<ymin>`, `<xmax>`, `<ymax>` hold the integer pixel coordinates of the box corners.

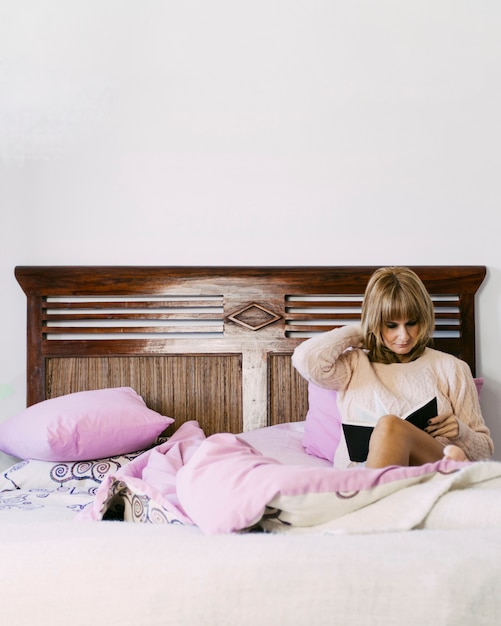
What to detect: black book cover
<box><xmin>342</xmin><ymin>397</ymin><xmax>438</xmax><ymax>463</ymax></box>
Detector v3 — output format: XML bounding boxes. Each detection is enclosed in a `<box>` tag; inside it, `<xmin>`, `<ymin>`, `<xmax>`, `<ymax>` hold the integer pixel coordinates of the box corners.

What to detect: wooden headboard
<box><xmin>15</xmin><ymin>266</ymin><xmax>486</xmax><ymax>435</ymax></box>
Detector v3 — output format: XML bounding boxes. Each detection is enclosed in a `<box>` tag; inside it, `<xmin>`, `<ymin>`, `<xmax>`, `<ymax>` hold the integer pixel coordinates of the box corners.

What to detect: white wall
<box><xmin>1</xmin><ymin>1</ymin><xmax>501</xmax><ymax>456</ymax></box>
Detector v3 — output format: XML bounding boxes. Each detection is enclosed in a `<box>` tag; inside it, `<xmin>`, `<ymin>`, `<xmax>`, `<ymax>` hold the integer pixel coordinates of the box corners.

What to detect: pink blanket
<box><xmin>79</xmin><ymin>420</ymin><xmax>501</xmax><ymax>534</ymax></box>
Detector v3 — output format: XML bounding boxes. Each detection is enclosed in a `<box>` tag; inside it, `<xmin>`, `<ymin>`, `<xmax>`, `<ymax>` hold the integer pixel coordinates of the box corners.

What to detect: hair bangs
<box><xmin>380</xmin><ymin>287</ymin><xmax>422</xmax><ymax>324</ymax></box>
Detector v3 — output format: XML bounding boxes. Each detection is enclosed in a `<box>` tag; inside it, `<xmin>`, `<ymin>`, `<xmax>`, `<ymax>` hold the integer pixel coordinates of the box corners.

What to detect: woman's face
<box><xmin>381</xmin><ymin>318</ymin><xmax>420</xmax><ymax>359</ymax></box>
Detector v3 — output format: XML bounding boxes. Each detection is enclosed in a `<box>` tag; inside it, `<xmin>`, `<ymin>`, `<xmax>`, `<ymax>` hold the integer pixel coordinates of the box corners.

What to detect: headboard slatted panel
<box><xmin>15</xmin><ymin>266</ymin><xmax>486</xmax><ymax>435</ymax></box>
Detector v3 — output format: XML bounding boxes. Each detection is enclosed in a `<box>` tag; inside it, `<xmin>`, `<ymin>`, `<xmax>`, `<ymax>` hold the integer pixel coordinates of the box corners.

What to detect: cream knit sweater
<box><xmin>292</xmin><ymin>324</ymin><xmax>493</xmax><ymax>462</ymax></box>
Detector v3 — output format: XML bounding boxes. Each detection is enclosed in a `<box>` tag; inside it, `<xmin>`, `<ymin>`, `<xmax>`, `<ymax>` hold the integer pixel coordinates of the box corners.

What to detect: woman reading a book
<box><xmin>292</xmin><ymin>266</ymin><xmax>493</xmax><ymax>468</ymax></box>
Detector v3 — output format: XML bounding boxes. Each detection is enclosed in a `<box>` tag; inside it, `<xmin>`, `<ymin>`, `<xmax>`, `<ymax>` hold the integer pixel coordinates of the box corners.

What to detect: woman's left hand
<box><xmin>425</xmin><ymin>412</ymin><xmax>460</xmax><ymax>439</ymax></box>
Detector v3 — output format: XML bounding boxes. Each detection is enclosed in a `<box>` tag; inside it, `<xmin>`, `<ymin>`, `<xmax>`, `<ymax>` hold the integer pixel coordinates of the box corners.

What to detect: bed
<box><xmin>2</xmin><ymin>265</ymin><xmax>501</xmax><ymax>626</ymax></box>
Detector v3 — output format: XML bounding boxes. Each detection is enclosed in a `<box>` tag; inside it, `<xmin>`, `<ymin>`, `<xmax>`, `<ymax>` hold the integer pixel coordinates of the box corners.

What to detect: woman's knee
<box><xmin>366</xmin><ymin>415</ymin><xmax>411</xmax><ymax>466</ymax></box>
<box><xmin>372</xmin><ymin>414</ymin><xmax>404</xmax><ymax>438</ymax></box>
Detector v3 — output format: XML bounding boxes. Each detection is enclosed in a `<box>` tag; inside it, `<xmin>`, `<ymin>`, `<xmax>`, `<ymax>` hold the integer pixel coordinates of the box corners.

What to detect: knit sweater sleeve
<box><xmin>442</xmin><ymin>358</ymin><xmax>494</xmax><ymax>461</ymax></box>
<box><xmin>291</xmin><ymin>324</ymin><xmax>364</xmax><ymax>390</ymax></box>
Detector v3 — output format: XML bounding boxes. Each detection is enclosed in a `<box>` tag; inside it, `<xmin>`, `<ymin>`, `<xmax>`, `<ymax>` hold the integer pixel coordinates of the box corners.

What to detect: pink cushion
<box><xmin>0</xmin><ymin>387</ymin><xmax>174</xmax><ymax>462</ymax></box>
<box><xmin>302</xmin><ymin>383</ymin><xmax>342</xmax><ymax>463</ymax></box>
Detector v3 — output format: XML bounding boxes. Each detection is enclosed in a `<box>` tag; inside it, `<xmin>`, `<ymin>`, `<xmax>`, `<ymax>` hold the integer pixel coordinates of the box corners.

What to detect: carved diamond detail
<box><xmin>228</xmin><ymin>303</ymin><xmax>281</xmax><ymax>331</ymax></box>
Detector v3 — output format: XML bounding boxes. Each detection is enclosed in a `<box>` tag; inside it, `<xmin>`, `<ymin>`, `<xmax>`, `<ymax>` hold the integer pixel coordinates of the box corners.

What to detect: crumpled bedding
<box><xmin>79</xmin><ymin>420</ymin><xmax>501</xmax><ymax>534</ymax></box>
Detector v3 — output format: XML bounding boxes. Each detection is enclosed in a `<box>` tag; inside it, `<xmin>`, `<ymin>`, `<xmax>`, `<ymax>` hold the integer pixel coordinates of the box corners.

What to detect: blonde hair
<box><xmin>361</xmin><ymin>267</ymin><xmax>435</xmax><ymax>364</ymax></box>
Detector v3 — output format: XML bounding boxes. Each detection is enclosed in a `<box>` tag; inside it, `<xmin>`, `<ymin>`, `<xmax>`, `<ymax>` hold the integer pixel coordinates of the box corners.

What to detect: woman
<box><xmin>292</xmin><ymin>266</ymin><xmax>493</xmax><ymax>468</ymax></box>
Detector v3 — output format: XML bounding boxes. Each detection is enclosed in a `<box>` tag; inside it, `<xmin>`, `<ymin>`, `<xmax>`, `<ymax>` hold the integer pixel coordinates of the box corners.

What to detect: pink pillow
<box><xmin>302</xmin><ymin>383</ymin><xmax>342</xmax><ymax>463</ymax></box>
<box><xmin>0</xmin><ymin>387</ymin><xmax>174</xmax><ymax>462</ymax></box>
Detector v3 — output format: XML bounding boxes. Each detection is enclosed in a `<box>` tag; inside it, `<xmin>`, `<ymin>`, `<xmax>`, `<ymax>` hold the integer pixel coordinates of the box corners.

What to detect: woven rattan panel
<box><xmin>45</xmin><ymin>354</ymin><xmax>243</xmax><ymax>435</ymax></box>
<box><xmin>268</xmin><ymin>353</ymin><xmax>309</xmax><ymax>426</ymax></box>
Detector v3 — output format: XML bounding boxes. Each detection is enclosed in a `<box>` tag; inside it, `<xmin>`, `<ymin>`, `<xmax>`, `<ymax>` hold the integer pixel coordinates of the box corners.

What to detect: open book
<box><xmin>342</xmin><ymin>396</ymin><xmax>438</xmax><ymax>463</ymax></box>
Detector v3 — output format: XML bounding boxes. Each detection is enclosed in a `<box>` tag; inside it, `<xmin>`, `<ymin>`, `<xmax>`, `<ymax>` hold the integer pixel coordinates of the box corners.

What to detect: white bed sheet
<box><xmin>2</xmin><ymin>423</ymin><xmax>501</xmax><ymax>625</ymax></box>
<box><xmin>236</xmin><ymin>420</ymin><xmax>330</xmax><ymax>467</ymax></box>
<box><xmin>1</xmin><ymin>520</ymin><xmax>500</xmax><ymax>626</ymax></box>
<box><xmin>0</xmin><ymin>488</ymin><xmax>93</xmax><ymax>522</ymax></box>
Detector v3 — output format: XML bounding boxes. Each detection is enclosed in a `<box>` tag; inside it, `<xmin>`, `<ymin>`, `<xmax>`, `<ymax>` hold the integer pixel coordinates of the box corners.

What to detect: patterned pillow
<box><xmin>0</xmin><ymin>447</ymin><xmax>152</xmax><ymax>497</ymax></box>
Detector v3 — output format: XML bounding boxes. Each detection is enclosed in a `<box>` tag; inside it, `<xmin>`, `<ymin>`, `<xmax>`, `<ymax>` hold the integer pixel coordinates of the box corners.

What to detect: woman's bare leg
<box><xmin>365</xmin><ymin>414</ymin><xmax>445</xmax><ymax>469</ymax></box>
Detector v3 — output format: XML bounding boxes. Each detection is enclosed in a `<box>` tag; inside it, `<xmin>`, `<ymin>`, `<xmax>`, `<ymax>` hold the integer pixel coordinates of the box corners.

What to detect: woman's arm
<box><xmin>433</xmin><ymin>359</ymin><xmax>494</xmax><ymax>461</ymax></box>
<box><xmin>292</xmin><ymin>324</ymin><xmax>364</xmax><ymax>390</ymax></box>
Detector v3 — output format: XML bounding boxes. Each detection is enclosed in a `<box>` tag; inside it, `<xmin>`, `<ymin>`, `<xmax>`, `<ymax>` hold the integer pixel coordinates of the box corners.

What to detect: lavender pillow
<box><xmin>302</xmin><ymin>383</ymin><xmax>342</xmax><ymax>463</ymax></box>
<box><xmin>0</xmin><ymin>387</ymin><xmax>174</xmax><ymax>462</ymax></box>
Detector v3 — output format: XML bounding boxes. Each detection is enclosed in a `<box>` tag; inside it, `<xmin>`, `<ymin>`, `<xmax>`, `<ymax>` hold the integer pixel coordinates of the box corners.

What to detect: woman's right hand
<box><xmin>425</xmin><ymin>412</ymin><xmax>460</xmax><ymax>439</ymax></box>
